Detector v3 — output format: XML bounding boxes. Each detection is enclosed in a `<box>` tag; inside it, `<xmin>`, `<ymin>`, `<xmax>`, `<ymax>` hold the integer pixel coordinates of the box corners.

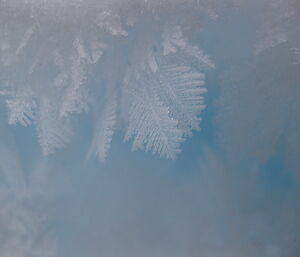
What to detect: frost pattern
<box><xmin>88</xmin><ymin>94</ymin><xmax>117</xmax><ymax>161</ymax></box>
<box><xmin>122</xmin><ymin>25</ymin><xmax>214</xmax><ymax>158</ymax></box>
<box><xmin>0</xmin><ymin>1</ymin><xmax>216</xmax><ymax>160</ymax></box>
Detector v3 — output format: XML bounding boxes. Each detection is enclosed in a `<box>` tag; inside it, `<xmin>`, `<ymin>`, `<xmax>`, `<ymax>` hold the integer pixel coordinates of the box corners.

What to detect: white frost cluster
<box><xmin>0</xmin><ymin>0</ymin><xmax>298</xmax><ymax>160</ymax></box>
<box><xmin>0</xmin><ymin>0</ymin><xmax>215</xmax><ymax>160</ymax></box>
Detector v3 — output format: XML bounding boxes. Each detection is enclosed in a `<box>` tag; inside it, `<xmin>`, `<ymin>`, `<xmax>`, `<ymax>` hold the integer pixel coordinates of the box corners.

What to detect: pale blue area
<box><xmin>5</xmin><ymin>88</ymin><xmax>295</xmax><ymax>256</ymax></box>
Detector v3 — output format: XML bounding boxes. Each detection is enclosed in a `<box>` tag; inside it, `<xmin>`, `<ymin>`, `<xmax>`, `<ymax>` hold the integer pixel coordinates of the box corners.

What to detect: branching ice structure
<box><xmin>0</xmin><ymin>0</ymin><xmax>215</xmax><ymax>160</ymax></box>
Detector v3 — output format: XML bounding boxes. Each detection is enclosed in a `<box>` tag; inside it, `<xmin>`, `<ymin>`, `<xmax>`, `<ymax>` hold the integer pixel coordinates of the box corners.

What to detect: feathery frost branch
<box><xmin>0</xmin><ymin>0</ymin><xmax>217</xmax><ymax>160</ymax></box>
